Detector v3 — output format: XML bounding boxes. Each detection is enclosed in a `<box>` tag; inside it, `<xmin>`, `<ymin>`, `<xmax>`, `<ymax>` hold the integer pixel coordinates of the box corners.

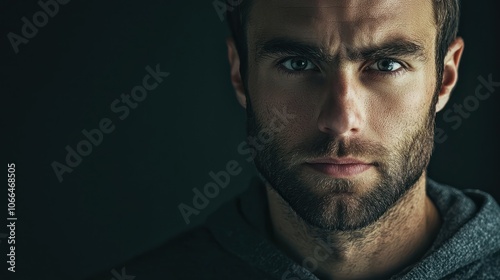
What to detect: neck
<box><xmin>266</xmin><ymin>174</ymin><xmax>441</xmax><ymax>280</ymax></box>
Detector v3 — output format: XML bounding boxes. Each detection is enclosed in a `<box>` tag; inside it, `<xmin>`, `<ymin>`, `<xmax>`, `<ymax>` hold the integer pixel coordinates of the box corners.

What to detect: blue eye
<box><xmin>281</xmin><ymin>57</ymin><xmax>317</xmax><ymax>71</ymax></box>
<box><xmin>368</xmin><ymin>59</ymin><xmax>402</xmax><ymax>72</ymax></box>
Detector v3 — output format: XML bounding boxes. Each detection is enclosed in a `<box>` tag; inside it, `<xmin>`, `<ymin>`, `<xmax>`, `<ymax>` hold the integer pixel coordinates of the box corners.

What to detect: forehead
<box><xmin>247</xmin><ymin>0</ymin><xmax>436</xmax><ymax>55</ymax></box>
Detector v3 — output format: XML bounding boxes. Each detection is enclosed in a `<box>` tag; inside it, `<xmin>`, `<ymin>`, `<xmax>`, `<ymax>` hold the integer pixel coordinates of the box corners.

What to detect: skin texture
<box><xmin>227</xmin><ymin>0</ymin><xmax>464</xmax><ymax>279</ymax></box>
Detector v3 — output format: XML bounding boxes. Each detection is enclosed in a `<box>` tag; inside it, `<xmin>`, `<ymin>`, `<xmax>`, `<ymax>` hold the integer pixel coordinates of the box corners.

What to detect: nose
<box><xmin>317</xmin><ymin>72</ymin><xmax>364</xmax><ymax>137</ymax></box>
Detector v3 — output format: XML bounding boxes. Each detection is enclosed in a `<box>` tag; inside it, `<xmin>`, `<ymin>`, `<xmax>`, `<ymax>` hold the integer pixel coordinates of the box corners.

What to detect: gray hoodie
<box><xmin>207</xmin><ymin>178</ymin><xmax>500</xmax><ymax>279</ymax></box>
<box><xmin>88</xmin><ymin>178</ymin><xmax>500</xmax><ymax>279</ymax></box>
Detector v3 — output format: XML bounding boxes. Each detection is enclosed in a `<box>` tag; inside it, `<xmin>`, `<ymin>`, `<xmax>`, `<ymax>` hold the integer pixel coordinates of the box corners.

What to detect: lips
<box><xmin>305</xmin><ymin>157</ymin><xmax>373</xmax><ymax>177</ymax></box>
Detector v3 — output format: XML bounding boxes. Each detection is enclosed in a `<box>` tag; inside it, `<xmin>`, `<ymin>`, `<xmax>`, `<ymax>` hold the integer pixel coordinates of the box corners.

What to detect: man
<box><xmin>88</xmin><ymin>0</ymin><xmax>500</xmax><ymax>279</ymax></box>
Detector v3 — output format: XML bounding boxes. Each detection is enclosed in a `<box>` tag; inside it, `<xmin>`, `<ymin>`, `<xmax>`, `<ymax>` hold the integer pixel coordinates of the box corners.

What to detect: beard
<box><xmin>246</xmin><ymin>98</ymin><xmax>437</xmax><ymax>231</ymax></box>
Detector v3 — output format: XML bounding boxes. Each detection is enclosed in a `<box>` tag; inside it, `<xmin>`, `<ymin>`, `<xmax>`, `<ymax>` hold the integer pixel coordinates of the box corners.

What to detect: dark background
<box><xmin>1</xmin><ymin>0</ymin><xmax>499</xmax><ymax>279</ymax></box>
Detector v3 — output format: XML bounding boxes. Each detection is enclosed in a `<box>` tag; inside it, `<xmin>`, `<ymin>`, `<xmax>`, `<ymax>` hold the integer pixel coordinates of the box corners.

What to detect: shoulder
<box><xmin>85</xmin><ymin>226</ymin><xmax>269</xmax><ymax>280</ymax></box>
<box><xmin>87</xmin><ymin>178</ymin><xmax>271</xmax><ymax>279</ymax></box>
<box><xmin>454</xmin><ymin>251</ymin><xmax>500</xmax><ymax>280</ymax></box>
<box><xmin>475</xmin><ymin>251</ymin><xmax>500</xmax><ymax>279</ymax></box>
<box><xmin>426</xmin><ymin>179</ymin><xmax>500</xmax><ymax>216</ymax></box>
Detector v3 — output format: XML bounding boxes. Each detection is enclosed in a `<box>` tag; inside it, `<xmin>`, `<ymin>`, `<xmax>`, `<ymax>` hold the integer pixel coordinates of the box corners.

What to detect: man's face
<box><xmin>244</xmin><ymin>0</ymin><xmax>439</xmax><ymax>230</ymax></box>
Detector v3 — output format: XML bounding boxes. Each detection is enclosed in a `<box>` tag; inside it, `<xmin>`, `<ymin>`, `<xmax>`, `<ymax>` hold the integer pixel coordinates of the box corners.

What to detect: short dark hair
<box><xmin>226</xmin><ymin>0</ymin><xmax>460</xmax><ymax>87</ymax></box>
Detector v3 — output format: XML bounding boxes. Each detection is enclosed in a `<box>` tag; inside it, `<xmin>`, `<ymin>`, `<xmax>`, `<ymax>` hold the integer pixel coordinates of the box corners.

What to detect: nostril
<box><xmin>317</xmin><ymin>107</ymin><xmax>362</xmax><ymax>137</ymax></box>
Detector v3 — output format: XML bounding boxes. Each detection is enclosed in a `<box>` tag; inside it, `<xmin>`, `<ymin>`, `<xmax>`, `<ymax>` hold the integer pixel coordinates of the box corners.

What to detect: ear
<box><xmin>435</xmin><ymin>37</ymin><xmax>465</xmax><ymax>112</ymax></box>
<box><xmin>226</xmin><ymin>37</ymin><xmax>247</xmax><ymax>108</ymax></box>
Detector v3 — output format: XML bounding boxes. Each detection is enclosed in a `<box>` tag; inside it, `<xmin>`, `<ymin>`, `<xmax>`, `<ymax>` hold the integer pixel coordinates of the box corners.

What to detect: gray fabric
<box><xmin>87</xmin><ymin>177</ymin><xmax>500</xmax><ymax>279</ymax></box>
<box><xmin>206</xmin><ymin>178</ymin><xmax>500</xmax><ymax>279</ymax></box>
<box><xmin>393</xmin><ymin>180</ymin><xmax>500</xmax><ymax>279</ymax></box>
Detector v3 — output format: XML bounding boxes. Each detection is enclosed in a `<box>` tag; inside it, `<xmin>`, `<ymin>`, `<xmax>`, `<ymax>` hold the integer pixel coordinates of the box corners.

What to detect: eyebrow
<box><xmin>255</xmin><ymin>37</ymin><xmax>427</xmax><ymax>63</ymax></box>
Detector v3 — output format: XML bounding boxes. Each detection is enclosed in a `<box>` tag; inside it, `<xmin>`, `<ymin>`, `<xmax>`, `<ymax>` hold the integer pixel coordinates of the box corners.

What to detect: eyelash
<box><xmin>275</xmin><ymin>57</ymin><xmax>319</xmax><ymax>77</ymax></box>
<box><xmin>364</xmin><ymin>59</ymin><xmax>408</xmax><ymax>78</ymax></box>
<box><xmin>274</xmin><ymin>56</ymin><xmax>408</xmax><ymax>78</ymax></box>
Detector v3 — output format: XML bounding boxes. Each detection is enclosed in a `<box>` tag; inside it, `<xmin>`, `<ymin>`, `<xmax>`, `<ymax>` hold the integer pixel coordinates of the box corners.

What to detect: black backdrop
<box><xmin>1</xmin><ymin>0</ymin><xmax>499</xmax><ymax>279</ymax></box>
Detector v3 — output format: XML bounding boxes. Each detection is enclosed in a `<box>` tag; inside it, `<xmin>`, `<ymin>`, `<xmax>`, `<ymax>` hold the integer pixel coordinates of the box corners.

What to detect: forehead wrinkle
<box><xmin>261</xmin><ymin>0</ymin><xmax>401</xmax><ymax>21</ymax></box>
<box><xmin>249</xmin><ymin>3</ymin><xmax>409</xmax><ymax>53</ymax></box>
<box><xmin>249</xmin><ymin>0</ymin><xmax>434</xmax><ymax>31</ymax></box>
<box><xmin>248</xmin><ymin>0</ymin><xmax>436</xmax><ymax>64</ymax></box>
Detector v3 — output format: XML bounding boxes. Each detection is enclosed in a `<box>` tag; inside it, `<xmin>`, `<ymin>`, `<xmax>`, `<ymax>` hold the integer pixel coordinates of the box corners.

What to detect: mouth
<box><xmin>305</xmin><ymin>157</ymin><xmax>373</xmax><ymax>178</ymax></box>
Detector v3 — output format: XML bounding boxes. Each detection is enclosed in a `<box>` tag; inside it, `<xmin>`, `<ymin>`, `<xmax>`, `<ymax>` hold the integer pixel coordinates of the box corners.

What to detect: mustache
<box><xmin>290</xmin><ymin>133</ymin><xmax>389</xmax><ymax>164</ymax></box>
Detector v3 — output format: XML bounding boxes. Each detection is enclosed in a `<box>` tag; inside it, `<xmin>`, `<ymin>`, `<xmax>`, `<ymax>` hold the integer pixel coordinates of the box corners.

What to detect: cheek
<box><xmin>248</xmin><ymin>66</ymin><xmax>320</xmax><ymax>136</ymax></box>
<box><xmin>249</xmin><ymin>64</ymin><xmax>322</xmax><ymax>104</ymax></box>
<box><xmin>367</xmin><ymin>70</ymin><xmax>435</xmax><ymax>145</ymax></box>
